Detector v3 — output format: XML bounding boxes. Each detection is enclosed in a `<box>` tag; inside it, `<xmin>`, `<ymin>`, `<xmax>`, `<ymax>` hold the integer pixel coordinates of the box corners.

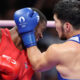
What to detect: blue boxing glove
<box><xmin>14</xmin><ymin>8</ymin><xmax>40</xmax><ymax>48</ymax></box>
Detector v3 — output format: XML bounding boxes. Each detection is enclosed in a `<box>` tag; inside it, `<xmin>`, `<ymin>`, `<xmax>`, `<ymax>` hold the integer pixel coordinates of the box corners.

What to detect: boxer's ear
<box><xmin>63</xmin><ymin>22</ymin><xmax>72</xmax><ymax>33</ymax></box>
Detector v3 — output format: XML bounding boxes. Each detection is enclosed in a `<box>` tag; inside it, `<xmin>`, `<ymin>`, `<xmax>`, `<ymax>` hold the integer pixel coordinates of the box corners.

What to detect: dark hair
<box><xmin>53</xmin><ymin>0</ymin><xmax>80</xmax><ymax>29</ymax></box>
<box><xmin>32</xmin><ymin>8</ymin><xmax>47</xmax><ymax>23</ymax></box>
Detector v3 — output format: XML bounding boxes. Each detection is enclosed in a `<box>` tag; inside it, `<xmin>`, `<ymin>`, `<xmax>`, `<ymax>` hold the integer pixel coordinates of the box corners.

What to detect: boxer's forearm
<box><xmin>27</xmin><ymin>46</ymin><xmax>42</xmax><ymax>71</ymax></box>
<box><xmin>27</xmin><ymin>46</ymin><xmax>55</xmax><ymax>72</ymax></box>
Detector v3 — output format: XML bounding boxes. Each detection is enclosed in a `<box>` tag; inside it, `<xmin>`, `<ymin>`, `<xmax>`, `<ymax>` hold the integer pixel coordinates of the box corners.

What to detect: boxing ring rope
<box><xmin>0</xmin><ymin>20</ymin><xmax>56</xmax><ymax>28</ymax></box>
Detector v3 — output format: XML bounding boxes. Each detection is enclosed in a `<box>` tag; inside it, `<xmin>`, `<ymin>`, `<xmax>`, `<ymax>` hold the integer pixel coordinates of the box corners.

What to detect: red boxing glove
<box><xmin>0</xmin><ymin>55</ymin><xmax>20</xmax><ymax>80</ymax></box>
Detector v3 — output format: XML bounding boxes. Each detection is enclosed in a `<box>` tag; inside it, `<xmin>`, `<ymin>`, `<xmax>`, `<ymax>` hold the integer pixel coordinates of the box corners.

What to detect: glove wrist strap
<box><xmin>22</xmin><ymin>32</ymin><xmax>37</xmax><ymax>48</ymax></box>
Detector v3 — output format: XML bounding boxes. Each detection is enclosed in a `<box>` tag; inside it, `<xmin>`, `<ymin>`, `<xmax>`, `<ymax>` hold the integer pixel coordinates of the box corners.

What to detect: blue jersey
<box><xmin>57</xmin><ymin>72</ymin><xmax>70</xmax><ymax>80</ymax></box>
<box><xmin>57</xmin><ymin>34</ymin><xmax>80</xmax><ymax>80</ymax></box>
<box><xmin>68</xmin><ymin>34</ymin><xmax>80</xmax><ymax>43</ymax></box>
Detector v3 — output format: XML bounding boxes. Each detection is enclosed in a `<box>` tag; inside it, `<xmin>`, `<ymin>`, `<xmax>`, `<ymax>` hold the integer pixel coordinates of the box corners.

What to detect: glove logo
<box><xmin>19</xmin><ymin>16</ymin><xmax>27</xmax><ymax>28</ymax></box>
<box><xmin>19</xmin><ymin>16</ymin><xmax>25</xmax><ymax>23</ymax></box>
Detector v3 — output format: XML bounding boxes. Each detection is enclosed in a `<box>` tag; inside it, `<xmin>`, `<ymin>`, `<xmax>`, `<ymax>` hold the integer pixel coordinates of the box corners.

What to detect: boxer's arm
<box><xmin>27</xmin><ymin>44</ymin><xmax>60</xmax><ymax>72</ymax></box>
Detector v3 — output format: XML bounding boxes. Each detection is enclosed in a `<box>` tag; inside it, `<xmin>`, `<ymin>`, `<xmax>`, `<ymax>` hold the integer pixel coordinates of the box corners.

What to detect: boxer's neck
<box><xmin>67</xmin><ymin>29</ymin><xmax>80</xmax><ymax>39</ymax></box>
<box><xmin>10</xmin><ymin>27</ymin><xmax>23</xmax><ymax>50</ymax></box>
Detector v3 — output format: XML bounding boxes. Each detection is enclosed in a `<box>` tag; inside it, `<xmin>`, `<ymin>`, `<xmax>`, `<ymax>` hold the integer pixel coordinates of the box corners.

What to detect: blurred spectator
<box><xmin>0</xmin><ymin>0</ymin><xmax>60</xmax><ymax>20</ymax></box>
<box><xmin>16</xmin><ymin>0</ymin><xmax>37</xmax><ymax>9</ymax></box>
<box><xmin>34</xmin><ymin>0</ymin><xmax>45</xmax><ymax>9</ymax></box>
<box><xmin>0</xmin><ymin>0</ymin><xmax>17</xmax><ymax>19</ymax></box>
<box><xmin>32</xmin><ymin>0</ymin><xmax>60</xmax><ymax>19</ymax></box>
<box><xmin>40</xmin><ymin>0</ymin><xmax>59</xmax><ymax>20</ymax></box>
<box><xmin>0</xmin><ymin>0</ymin><xmax>38</xmax><ymax>19</ymax></box>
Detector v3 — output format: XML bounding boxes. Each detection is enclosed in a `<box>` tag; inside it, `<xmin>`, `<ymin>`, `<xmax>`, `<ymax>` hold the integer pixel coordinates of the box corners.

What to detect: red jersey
<box><xmin>0</xmin><ymin>28</ymin><xmax>34</xmax><ymax>80</ymax></box>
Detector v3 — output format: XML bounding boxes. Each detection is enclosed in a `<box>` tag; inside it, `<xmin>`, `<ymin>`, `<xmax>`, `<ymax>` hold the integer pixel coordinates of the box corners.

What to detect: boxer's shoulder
<box><xmin>47</xmin><ymin>41</ymin><xmax>79</xmax><ymax>59</ymax></box>
<box><xmin>54</xmin><ymin>41</ymin><xmax>79</xmax><ymax>61</ymax></box>
<box><xmin>63</xmin><ymin>41</ymin><xmax>80</xmax><ymax>50</ymax></box>
<box><xmin>53</xmin><ymin>41</ymin><xmax>79</xmax><ymax>51</ymax></box>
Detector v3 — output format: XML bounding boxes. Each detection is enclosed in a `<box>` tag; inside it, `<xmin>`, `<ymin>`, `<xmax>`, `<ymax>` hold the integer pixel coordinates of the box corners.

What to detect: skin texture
<box><xmin>0</xmin><ymin>21</ymin><xmax>46</xmax><ymax>80</ymax></box>
<box><xmin>27</xmin><ymin>14</ymin><xmax>80</xmax><ymax>79</ymax></box>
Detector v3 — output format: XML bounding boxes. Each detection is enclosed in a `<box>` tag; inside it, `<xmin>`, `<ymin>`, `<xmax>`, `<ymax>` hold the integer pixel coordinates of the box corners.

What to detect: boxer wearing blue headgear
<box><xmin>14</xmin><ymin>0</ymin><xmax>80</xmax><ymax>80</ymax></box>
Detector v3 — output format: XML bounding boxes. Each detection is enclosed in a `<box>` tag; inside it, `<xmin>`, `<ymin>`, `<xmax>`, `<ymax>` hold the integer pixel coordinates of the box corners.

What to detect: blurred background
<box><xmin>0</xmin><ymin>0</ymin><xmax>65</xmax><ymax>80</ymax></box>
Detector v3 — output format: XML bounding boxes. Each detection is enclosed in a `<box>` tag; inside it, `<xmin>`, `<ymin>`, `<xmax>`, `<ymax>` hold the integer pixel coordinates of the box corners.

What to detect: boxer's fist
<box><xmin>14</xmin><ymin>8</ymin><xmax>40</xmax><ymax>48</ymax></box>
<box><xmin>0</xmin><ymin>55</ymin><xmax>20</xmax><ymax>80</ymax></box>
<box><xmin>14</xmin><ymin>8</ymin><xmax>39</xmax><ymax>34</ymax></box>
